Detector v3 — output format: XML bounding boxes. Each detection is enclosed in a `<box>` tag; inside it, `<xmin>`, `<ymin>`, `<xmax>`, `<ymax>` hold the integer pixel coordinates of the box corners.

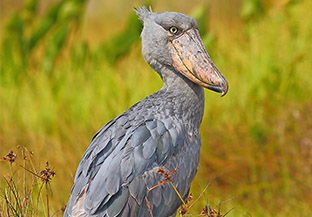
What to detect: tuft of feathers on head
<box><xmin>134</xmin><ymin>5</ymin><xmax>153</xmax><ymax>22</ymax></box>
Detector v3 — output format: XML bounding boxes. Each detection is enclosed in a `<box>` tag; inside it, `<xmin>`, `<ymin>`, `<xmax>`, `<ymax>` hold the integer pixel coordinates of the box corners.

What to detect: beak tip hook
<box><xmin>220</xmin><ymin>82</ymin><xmax>228</xmax><ymax>97</ymax></box>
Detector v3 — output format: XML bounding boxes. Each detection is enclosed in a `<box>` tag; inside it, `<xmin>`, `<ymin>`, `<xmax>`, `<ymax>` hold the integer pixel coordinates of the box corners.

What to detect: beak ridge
<box><xmin>169</xmin><ymin>29</ymin><xmax>228</xmax><ymax>96</ymax></box>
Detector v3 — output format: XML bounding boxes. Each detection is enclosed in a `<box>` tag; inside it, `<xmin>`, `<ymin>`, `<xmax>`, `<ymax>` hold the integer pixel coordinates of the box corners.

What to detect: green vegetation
<box><xmin>1</xmin><ymin>0</ymin><xmax>311</xmax><ymax>216</ymax></box>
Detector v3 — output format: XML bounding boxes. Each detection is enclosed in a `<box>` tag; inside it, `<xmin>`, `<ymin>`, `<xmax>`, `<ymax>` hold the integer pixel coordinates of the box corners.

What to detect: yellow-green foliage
<box><xmin>1</xmin><ymin>0</ymin><xmax>312</xmax><ymax>216</ymax></box>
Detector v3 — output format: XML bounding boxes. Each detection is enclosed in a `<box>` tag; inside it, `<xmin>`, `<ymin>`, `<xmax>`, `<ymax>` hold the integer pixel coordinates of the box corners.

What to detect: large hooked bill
<box><xmin>168</xmin><ymin>28</ymin><xmax>228</xmax><ymax>96</ymax></box>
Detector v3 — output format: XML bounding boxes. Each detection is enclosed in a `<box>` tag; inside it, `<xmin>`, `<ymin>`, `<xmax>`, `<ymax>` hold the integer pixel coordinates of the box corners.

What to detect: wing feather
<box><xmin>65</xmin><ymin>114</ymin><xmax>187</xmax><ymax>216</ymax></box>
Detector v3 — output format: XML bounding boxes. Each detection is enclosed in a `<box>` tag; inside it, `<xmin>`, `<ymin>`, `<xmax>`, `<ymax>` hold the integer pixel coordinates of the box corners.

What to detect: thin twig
<box><xmin>222</xmin><ymin>207</ymin><xmax>236</xmax><ymax>217</ymax></box>
<box><xmin>3</xmin><ymin>176</ymin><xmax>23</xmax><ymax>214</ymax></box>
<box><xmin>169</xmin><ymin>181</ymin><xmax>187</xmax><ymax>207</ymax></box>
<box><xmin>218</xmin><ymin>195</ymin><xmax>240</xmax><ymax>207</ymax></box>
<box><xmin>36</xmin><ymin>182</ymin><xmax>45</xmax><ymax>217</ymax></box>
<box><xmin>189</xmin><ymin>181</ymin><xmax>211</xmax><ymax>209</ymax></box>
<box><xmin>46</xmin><ymin>183</ymin><xmax>50</xmax><ymax>217</ymax></box>
<box><xmin>145</xmin><ymin>197</ymin><xmax>154</xmax><ymax>217</ymax></box>
<box><xmin>3</xmin><ymin>189</ymin><xmax>20</xmax><ymax>217</ymax></box>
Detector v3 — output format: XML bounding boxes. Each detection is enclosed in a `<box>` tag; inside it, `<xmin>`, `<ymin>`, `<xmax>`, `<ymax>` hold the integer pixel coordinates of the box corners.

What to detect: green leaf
<box><xmin>95</xmin><ymin>13</ymin><xmax>142</xmax><ymax>64</ymax></box>
<box><xmin>42</xmin><ymin>23</ymin><xmax>69</xmax><ymax>75</ymax></box>
<box><xmin>27</xmin><ymin>1</ymin><xmax>65</xmax><ymax>51</ymax></box>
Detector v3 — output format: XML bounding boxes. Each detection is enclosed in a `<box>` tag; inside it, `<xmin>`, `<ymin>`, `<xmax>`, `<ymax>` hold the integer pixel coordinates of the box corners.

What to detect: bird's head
<box><xmin>135</xmin><ymin>6</ymin><xmax>228</xmax><ymax>96</ymax></box>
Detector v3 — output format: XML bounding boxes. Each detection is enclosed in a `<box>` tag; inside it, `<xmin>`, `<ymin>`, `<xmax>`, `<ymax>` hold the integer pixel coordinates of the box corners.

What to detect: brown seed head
<box><xmin>3</xmin><ymin>150</ymin><xmax>17</xmax><ymax>164</ymax></box>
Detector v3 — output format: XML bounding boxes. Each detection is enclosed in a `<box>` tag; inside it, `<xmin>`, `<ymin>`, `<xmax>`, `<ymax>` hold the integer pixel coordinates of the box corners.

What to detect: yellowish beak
<box><xmin>168</xmin><ymin>29</ymin><xmax>228</xmax><ymax>96</ymax></box>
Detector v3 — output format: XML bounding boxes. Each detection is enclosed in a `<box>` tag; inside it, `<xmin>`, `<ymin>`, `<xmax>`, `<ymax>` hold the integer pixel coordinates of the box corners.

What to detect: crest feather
<box><xmin>134</xmin><ymin>5</ymin><xmax>153</xmax><ymax>22</ymax></box>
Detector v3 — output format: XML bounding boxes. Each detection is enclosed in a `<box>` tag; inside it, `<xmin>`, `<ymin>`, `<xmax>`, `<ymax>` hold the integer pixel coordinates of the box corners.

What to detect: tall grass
<box><xmin>1</xmin><ymin>0</ymin><xmax>312</xmax><ymax>216</ymax></box>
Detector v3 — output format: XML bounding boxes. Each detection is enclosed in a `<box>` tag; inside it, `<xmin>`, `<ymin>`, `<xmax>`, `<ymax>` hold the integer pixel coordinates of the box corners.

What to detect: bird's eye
<box><xmin>169</xmin><ymin>26</ymin><xmax>178</xmax><ymax>34</ymax></box>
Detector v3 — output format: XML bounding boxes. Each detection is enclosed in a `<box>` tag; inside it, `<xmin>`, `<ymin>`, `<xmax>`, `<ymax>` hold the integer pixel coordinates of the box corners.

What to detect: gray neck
<box><xmin>151</xmin><ymin>60</ymin><xmax>205</xmax><ymax>129</ymax></box>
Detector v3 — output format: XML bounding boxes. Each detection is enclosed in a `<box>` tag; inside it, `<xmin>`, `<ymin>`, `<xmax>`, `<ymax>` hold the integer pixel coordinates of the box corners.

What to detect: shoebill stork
<box><xmin>64</xmin><ymin>6</ymin><xmax>228</xmax><ymax>217</ymax></box>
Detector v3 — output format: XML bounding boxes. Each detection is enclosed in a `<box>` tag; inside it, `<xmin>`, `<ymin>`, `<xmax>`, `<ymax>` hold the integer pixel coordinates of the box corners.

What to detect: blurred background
<box><xmin>1</xmin><ymin>0</ymin><xmax>311</xmax><ymax>216</ymax></box>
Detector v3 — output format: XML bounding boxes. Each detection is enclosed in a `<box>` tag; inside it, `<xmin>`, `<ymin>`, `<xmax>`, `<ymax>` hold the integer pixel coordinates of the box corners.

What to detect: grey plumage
<box><xmin>64</xmin><ymin>5</ymin><xmax>228</xmax><ymax>217</ymax></box>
